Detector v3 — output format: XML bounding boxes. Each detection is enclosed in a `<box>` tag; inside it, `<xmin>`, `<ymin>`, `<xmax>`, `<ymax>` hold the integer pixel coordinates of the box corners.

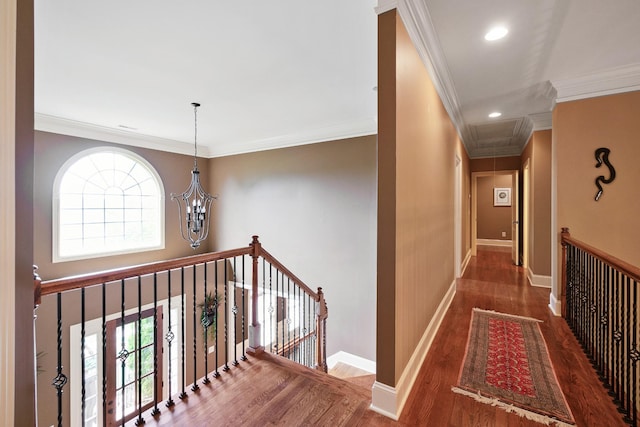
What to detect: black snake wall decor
<box><xmin>594</xmin><ymin>147</ymin><xmax>616</xmax><ymax>201</ymax></box>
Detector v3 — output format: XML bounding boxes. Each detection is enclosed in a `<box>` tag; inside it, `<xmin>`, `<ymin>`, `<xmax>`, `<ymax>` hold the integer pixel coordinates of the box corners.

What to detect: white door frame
<box><xmin>523</xmin><ymin>159</ymin><xmax>531</xmax><ymax>270</ymax></box>
<box><xmin>454</xmin><ymin>155</ymin><xmax>462</xmax><ymax>277</ymax></box>
<box><xmin>1</xmin><ymin>0</ymin><xmax>17</xmax><ymax>423</ymax></box>
<box><xmin>471</xmin><ymin>170</ymin><xmax>519</xmax><ymax>257</ymax></box>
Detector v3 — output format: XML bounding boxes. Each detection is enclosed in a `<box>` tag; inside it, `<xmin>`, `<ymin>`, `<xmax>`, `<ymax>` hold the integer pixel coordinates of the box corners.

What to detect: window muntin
<box><xmin>53</xmin><ymin>147</ymin><xmax>165</xmax><ymax>262</ymax></box>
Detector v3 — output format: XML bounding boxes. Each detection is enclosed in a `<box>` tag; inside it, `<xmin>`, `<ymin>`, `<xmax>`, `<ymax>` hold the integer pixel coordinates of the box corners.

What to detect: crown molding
<box><xmin>35</xmin><ymin>113</ymin><xmax>205</xmax><ymax>157</ymax></box>
<box><xmin>375</xmin><ymin>0</ymin><xmax>398</xmax><ymax>15</ymax></box>
<box><xmin>36</xmin><ymin>113</ymin><xmax>377</xmax><ymax>159</ymax></box>
<box><xmin>552</xmin><ymin>63</ymin><xmax>640</xmax><ymax>103</ymax></box>
<box><xmin>209</xmin><ymin>118</ymin><xmax>377</xmax><ymax>158</ymax></box>
<box><xmin>396</xmin><ymin>0</ymin><xmax>470</xmax><ymax>151</ymax></box>
<box><xmin>529</xmin><ymin>112</ymin><xmax>552</xmax><ymax>130</ymax></box>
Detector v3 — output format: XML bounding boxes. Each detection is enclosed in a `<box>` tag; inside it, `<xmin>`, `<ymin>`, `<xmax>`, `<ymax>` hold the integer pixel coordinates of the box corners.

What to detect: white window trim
<box><xmin>52</xmin><ymin>146</ymin><xmax>166</xmax><ymax>263</ymax></box>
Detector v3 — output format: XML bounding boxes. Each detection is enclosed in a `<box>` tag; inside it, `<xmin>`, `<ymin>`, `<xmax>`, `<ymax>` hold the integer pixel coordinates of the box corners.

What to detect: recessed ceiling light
<box><xmin>484</xmin><ymin>26</ymin><xmax>508</xmax><ymax>41</ymax></box>
<box><xmin>488</xmin><ymin>112</ymin><xmax>502</xmax><ymax>118</ymax></box>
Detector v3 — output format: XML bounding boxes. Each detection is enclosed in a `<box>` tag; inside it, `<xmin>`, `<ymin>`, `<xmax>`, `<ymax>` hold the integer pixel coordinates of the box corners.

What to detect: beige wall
<box><xmin>521</xmin><ymin>130</ymin><xmax>552</xmax><ymax>276</ymax></box>
<box><xmin>555</xmin><ymin>91</ymin><xmax>640</xmax><ymax>268</ymax></box>
<box><xmin>477</xmin><ymin>175</ymin><xmax>512</xmax><ymax>240</ymax></box>
<box><xmin>377</xmin><ymin>11</ymin><xmax>468</xmax><ymax>386</ymax></box>
<box><xmin>208</xmin><ymin>135</ymin><xmax>378</xmax><ymax>361</ymax></box>
<box><xmin>14</xmin><ymin>0</ymin><xmax>36</xmax><ymax>423</ymax></box>
<box><xmin>33</xmin><ymin>131</ymin><xmax>212</xmax><ymax>279</ymax></box>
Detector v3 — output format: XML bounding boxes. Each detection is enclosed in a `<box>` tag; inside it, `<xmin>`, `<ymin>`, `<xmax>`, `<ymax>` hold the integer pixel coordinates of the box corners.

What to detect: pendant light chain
<box><xmin>192</xmin><ymin>102</ymin><xmax>200</xmax><ymax>170</ymax></box>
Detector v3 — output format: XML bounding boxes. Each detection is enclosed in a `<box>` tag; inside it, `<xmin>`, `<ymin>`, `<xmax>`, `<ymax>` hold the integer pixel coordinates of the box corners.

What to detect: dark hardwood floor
<box><xmin>136</xmin><ymin>247</ymin><xmax>625</xmax><ymax>426</ymax></box>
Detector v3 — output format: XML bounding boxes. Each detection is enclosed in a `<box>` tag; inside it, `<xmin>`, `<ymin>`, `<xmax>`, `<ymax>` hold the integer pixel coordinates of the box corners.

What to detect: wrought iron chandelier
<box><xmin>171</xmin><ymin>102</ymin><xmax>216</xmax><ymax>249</ymax></box>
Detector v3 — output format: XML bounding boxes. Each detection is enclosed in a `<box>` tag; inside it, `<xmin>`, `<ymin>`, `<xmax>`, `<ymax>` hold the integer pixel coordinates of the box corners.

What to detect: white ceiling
<box><xmin>35</xmin><ymin>0</ymin><xmax>640</xmax><ymax>159</ymax></box>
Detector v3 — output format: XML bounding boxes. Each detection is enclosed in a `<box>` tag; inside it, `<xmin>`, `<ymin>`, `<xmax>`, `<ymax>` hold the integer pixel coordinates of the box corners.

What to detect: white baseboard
<box><xmin>549</xmin><ymin>292</ymin><xmax>562</xmax><ymax>316</ymax></box>
<box><xmin>527</xmin><ymin>269</ymin><xmax>551</xmax><ymax>288</ymax></box>
<box><xmin>461</xmin><ymin>249</ymin><xmax>471</xmax><ymax>276</ymax></box>
<box><xmin>370</xmin><ymin>279</ymin><xmax>457</xmax><ymax>420</ymax></box>
<box><xmin>477</xmin><ymin>238</ymin><xmax>512</xmax><ymax>247</ymax></box>
<box><xmin>327</xmin><ymin>351</ymin><xmax>376</xmax><ymax>374</ymax></box>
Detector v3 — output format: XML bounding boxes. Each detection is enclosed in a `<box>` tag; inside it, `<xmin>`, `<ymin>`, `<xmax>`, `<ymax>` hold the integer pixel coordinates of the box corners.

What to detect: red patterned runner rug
<box><xmin>452</xmin><ymin>308</ymin><xmax>575</xmax><ymax>426</ymax></box>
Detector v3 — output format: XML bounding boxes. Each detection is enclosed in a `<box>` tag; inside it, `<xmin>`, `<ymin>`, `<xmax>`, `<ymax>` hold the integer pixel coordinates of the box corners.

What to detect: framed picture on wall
<box><xmin>494</xmin><ymin>187</ymin><xmax>511</xmax><ymax>206</ymax></box>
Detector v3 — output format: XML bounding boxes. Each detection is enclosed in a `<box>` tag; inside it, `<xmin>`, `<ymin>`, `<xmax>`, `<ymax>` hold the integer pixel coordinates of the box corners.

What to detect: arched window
<box><xmin>53</xmin><ymin>147</ymin><xmax>165</xmax><ymax>262</ymax></box>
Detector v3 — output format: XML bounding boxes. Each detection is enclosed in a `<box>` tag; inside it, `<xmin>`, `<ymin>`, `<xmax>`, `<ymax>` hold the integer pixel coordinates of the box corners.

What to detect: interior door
<box><xmin>511</xmin><ymin>171</ymin><xmax>520</xmax><ymax>265</ymax></box>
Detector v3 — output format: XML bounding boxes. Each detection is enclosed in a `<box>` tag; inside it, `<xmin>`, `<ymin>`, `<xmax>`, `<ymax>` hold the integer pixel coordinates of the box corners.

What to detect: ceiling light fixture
<box><xmin>171</xmin><ymin>102</ymin><xmax>216</xmax><ymax>249</ymax></box>
<box><xmin>489</xmin><ymin>112</ymin><xmax>502</xmax><ymax>118</ymax></box>
<box><xmin>484</xmin><ymin>26</ymin><xmax>508</xmax><ymax>41</ymax></box>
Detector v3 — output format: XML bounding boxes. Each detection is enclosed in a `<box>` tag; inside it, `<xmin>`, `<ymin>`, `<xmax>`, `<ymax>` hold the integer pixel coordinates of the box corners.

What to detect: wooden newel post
<box><xmin>315</xmin><ymin>287</ymin><xmax>328</xmax><ymax>372</ymax></box>
<box><xmin>248</xmin><ymin>236</ymin><xmax>264</xmax><ymax>354</ymax></box>
<box><xmin>560</xmin><ymin>228</ymin><xmax>570</xmax><ymax>318</ymax></box>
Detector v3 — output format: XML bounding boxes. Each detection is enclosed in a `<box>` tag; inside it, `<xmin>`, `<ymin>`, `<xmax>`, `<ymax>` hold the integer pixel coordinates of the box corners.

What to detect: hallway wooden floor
<box><xmin>396</xmin><ymin>246</ymin><xmax>626</xmax><ymax>426</ymax></box>
<box><xmin>136</xmin><ymin>247</ymin><xmax>626</xmax><ymax>426</ymax></box>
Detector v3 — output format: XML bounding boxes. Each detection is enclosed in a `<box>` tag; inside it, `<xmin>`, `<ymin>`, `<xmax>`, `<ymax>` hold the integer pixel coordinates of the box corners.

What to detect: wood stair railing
<box><xmin>561</xmin><ymin>228</ymin><xmax>640</xmax><ymax>426</ymax></box>
<box><xmin>33</xmin><ymin>235</ymin><xmax>328</xmax><ymax>427</ymax></box>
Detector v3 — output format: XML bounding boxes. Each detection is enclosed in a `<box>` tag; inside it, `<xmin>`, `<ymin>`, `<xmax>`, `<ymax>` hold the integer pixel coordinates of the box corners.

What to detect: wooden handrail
<box><xmin>561</xmin><ymin>228</ymin><xmax>640</xmax><ymax>282</ymax></box>
<box><xmin>39</xmin><ymin>245</ymin><xmax>253</xmax><ymax>297</ymax></box>
<box><xmin>258</xmin><ymin>247</ymin><xmax>318</xmax><ymax>300</ymax></box>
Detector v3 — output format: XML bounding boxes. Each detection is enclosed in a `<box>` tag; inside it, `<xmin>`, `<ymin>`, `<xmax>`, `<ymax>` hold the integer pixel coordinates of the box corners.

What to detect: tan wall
<box><xmin>208</xmin><ymin>135</ymin><xmax>378</xmax><ymax>361</ymax></box>
<box><xmin>378</xmin><ymin>11</ymin><xmax>465</xmax><ymax>386</ymax></box>
<box><xmin>555</xmin><ymin>91</ymin><xmax>640</xmax><ymax>268</ymax></box>
<box><xmin>15</xmin><ymin>0</ymin><xmax>36</xmax><ymax>422</ymax></box>
<box><xmin>33</xmin><ymin>131</ymin><xmax>211</xmax><ymax>280</ymax></box>
<box><xmin>477</xmin><ymin>175</ymin><xmax>512</xmax><ymax>240</ymax></box>
<box><xmin>521</xmin><ymin>130</ymin><xmax>552</xmax><ymax>276</ymax></box>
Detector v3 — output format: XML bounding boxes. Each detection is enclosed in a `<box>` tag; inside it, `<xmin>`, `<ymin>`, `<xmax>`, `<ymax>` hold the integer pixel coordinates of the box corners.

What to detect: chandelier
<box><xmin>171</xmin><ymin>102</ymin><xmax>216</xmax><ymax>249</ymax></box>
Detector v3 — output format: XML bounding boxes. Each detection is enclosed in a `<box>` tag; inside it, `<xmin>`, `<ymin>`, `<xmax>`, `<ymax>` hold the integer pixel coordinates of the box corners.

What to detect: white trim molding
<box><xmin>527</xmin><ymin>269</ymin><xmax>552</xmax><ymax>288</ymax></box>
<box><xmin>461</xmin><ymin>249</ymin><xmax>472</xmax><ymax>276</ymax></box>
<box><xmin>327</xmin><ymin>351</ymin><xmax>376</xmax><ymax>374</ymax></box>
<box><xmin>549</xmin><ymin>292</ymin><xmax>562</xmax><ymax>317</ymax></box>
<box><xmin>477</xmin><ymin>239</ymin><xmax>512</xmax><ymax>248</ymax></box>
<box><xmin>529</xmin><ymin>112</ymin><xmax>553</xmax><ymax>130</ymax></box>
<box><xmin>552</xmin><ymin>63</ymin><xmax>640</xmax><ymax>103</ymax></box>
<box><xmin>371</xmin><ymin>279</ymin><xmax>456</xmax><ymax>419</ymax></box>
<box><xmin>375</xmin><ymin>0</ymin><xmax>397</xmax><ymax>15</ymax></box>
<box><xmin>0</xmin><ymin>0</ymin><xmax>16</xmax><ymax>423</ymax></box>
<box><xmin>35</xmin><ymin>113</ymin><xmax>205</xmax><ymax>157</ymax></box>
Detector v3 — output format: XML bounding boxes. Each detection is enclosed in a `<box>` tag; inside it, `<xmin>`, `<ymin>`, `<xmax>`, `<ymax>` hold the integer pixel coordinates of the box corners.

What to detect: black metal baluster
<box><xmin>613</xmin><ymin>270</ymin><xmax>621</xmax><ymax>404</ymax></box>
<box><xmin>192</xmin><ymin>265</ymin><xmax>199</xmax><ymax>392</ymax></box>
<box><xmin>281</xmin><ymin>272</ymin><xmax>285</xmax><ymax>358</ymax></box>
<box><xmin>102</xmin><ymin>283</ymin><xmax>107</xmax><ymax>427</ymax></box>
<box><xmin>135</xmin><ymin>276</ymin><xmax>145</xmax><ymax>426</ymax></box>
<box><xmin>625</xmin><ymin>275</ymin><xmax>632</xmax><ymax>423</ymax></box>
<box><xmin>241</xmin><ymin>255</ymin><xmax>247</xmax><ymax>361</ymax></box>
<box><xmin>275</xmin><ymin>268</ymin><xmax>280</xmax><ymax>356</ymax></box>
<box><xmin>232</xmin><ymin>257</ymin><xmax>239</xmax><ymax>366</ymax></box>
<box><xmin>81</xmin><ymin>287</ymin><xmax>86</xmax><ymax>427</ymax></box>
<box><xmin>214</xmin><ymin>260</ymin><xmax>220</xmax><ymax>378</ymax></box>
<box><xmin>262</xmin><ymin>258</ymin><xmax>266</xmax><ymax>351</ymax></box>
<box><xmin>632</xmin><ymin>277</ymin><xmax>638</xmax><ymax>427</ymax></box>
<box><xmin>287</xmin><ymin>277</ymin><xmax>291</xmax><ymax>360</ymax></box>
<box><xmin>166</xmin><ymin>270</ymin><xmax>175</xmax><ymax>408</ymax></box>
<box><xmin>151</xmin><ymin>272</ymin><xmax>160</xmax><ymax>417</ymax></box>
<box><xmin>53</xmin><ymin>292</ymin><xmax>67</xmax><ymax>427</ymax></box>
<box><xmin>604</xmin><ymin>264</ymin><xmax>612</xmax><ymax>388</ymax></box>
<box><xmin>203</xmin><ymin>262</ymin><xmax>211</xmax><ymax>385</ymax></box>
<box><xmin>179</xmin><ymin>267</ymin><xmax>187</xmax><ymax>400</ymax></box>
<box><xmin>223</xmin><ymin>261</ymin><xmax>229</xmax><ymax>372</ymax></box>
<box><xmin>296</xmin><ymin>285</ymin><xmax>300</xmax><ymax>364</ymax></box>
<box><xmin>269</xmin><ymin>263</ymin><xmax>273</xmax><ymax>354</ymax></box>
<box><xmin>119</xmin><ymin>279</ymin><xmax>126</xmax><ymax>427</ymax></box>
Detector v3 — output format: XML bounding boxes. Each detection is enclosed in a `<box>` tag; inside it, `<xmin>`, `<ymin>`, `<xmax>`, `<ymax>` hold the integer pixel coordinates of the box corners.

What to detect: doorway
<box><xmin>471</xmin><ymin>170</ymin><xmax>520</xmax><ymax>265</ymax></box>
